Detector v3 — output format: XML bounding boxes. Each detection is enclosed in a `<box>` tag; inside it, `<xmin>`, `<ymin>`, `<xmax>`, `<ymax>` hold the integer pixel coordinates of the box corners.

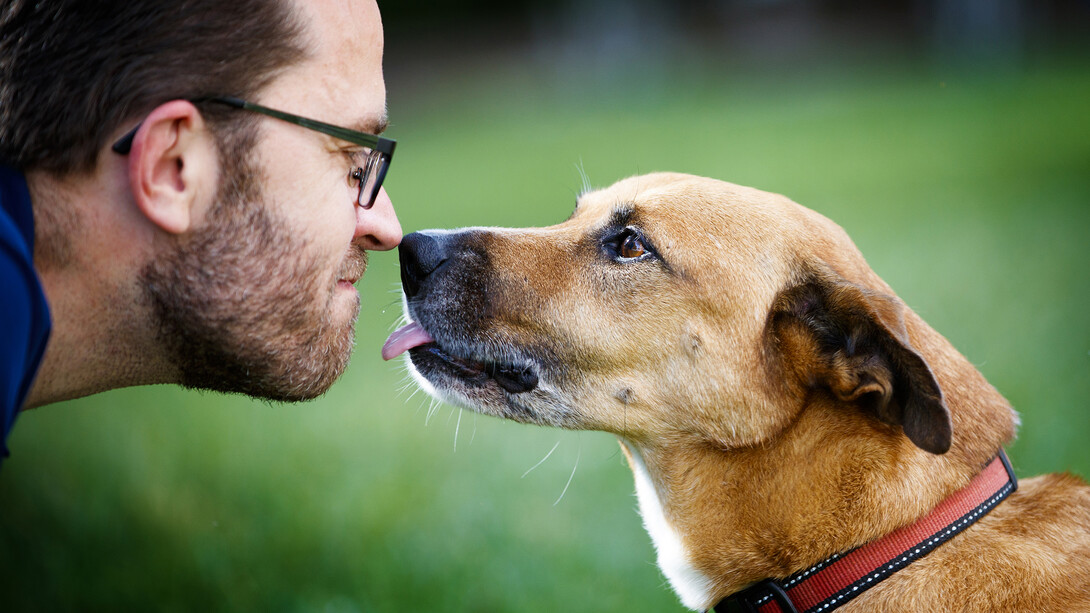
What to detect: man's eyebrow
<box><xmin>351</xmin><ymin>115</ymin><xmax>388</xmax><ymax>136</ymax></box>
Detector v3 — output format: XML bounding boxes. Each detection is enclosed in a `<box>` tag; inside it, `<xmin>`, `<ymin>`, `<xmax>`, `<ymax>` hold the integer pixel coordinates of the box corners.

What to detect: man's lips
<box><xmin>382</xmin><ymin>321</ymin><xmax>435</xmax><ymax>361</ymax></box>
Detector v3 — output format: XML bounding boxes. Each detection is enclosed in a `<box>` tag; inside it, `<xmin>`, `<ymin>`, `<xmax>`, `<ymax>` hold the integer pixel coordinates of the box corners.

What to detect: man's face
<box><xmin>142</xmin><ymin>0</ymin><xmax>401</xmax><ymax>401</ymax></box>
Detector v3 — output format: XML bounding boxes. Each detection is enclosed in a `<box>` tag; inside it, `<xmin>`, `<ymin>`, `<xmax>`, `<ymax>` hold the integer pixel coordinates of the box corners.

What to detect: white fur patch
<box><xmin>621</xmin><ymin>440</ymin><xmax>716</xmax><ymax>611</ymax></box>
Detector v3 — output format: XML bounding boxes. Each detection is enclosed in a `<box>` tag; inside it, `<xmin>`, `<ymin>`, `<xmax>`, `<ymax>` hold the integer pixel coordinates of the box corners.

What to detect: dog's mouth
<box><xmin>382</xmin><ymin>321</ymin><xmax>540</xmax><ymax>394</ymax></box>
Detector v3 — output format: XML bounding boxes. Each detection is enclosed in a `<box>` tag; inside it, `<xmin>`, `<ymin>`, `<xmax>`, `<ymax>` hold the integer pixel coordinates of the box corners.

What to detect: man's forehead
<box><xmin>295</xmin><ymin>0</ymin><xmax>383</xmax><ymax>50</ymax></box>
<box><xmin>278</xmin><ymin>0</ymin><xmax>386</xmax><ymax>119</ymax></box>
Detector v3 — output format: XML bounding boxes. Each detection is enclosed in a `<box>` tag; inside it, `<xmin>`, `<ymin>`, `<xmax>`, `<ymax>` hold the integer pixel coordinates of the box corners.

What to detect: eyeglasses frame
<box><xmin>111</xmin><ymin>95</ymin><xmax>396</xmax><ymax>209</ymax></box>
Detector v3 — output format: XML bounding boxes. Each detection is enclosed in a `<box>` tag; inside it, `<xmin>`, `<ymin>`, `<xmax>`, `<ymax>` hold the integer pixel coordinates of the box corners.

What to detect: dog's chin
<box><xmin>409</xmin><ymin>342</ymin><xmax>538</xmax><ymax>392</ymax></box>
<box><xmin>402</xmin><ymin>335</ymin><xmax>556</xmax><ymax>424</ymax></box>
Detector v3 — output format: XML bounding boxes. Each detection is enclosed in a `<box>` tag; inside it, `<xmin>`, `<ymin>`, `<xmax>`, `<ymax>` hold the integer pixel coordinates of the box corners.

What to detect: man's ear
<box><xmin>768</xmin><ymin>270</ymin><xmax>953</xmax><ymax>454</ymax></box>
<box><xmin>125</xmin><ymin>100</ymin><xmax>218</xmax><ymax>235</ymax></box>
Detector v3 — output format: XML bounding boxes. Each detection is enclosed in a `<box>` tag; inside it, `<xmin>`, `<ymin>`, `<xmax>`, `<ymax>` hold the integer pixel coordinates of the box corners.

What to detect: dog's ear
<box><xmin>769</xmin><ymin>272</ymin><xmax>952</xmax><ymax>454</ymax></box>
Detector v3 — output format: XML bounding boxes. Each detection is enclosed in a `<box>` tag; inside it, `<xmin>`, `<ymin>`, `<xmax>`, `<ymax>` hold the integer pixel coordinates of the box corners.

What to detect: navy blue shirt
<box><xmin>0</xmin><ymin>164</ymin><xmax>52</xmax><ymax>465</ymax></box>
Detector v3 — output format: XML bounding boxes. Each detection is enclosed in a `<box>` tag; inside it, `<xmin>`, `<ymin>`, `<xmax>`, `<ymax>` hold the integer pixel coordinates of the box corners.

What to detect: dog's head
<box><xmin>386</xmin><ymin>173</ymin><xmax>1007</xmax><ymax>456</ymax></box>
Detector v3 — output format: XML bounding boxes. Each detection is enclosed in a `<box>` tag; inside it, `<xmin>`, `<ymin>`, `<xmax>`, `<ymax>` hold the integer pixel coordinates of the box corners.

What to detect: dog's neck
<box><xmin>621</xmin><ymin>439</ymin><xmax>718</xmax><ymax>609</ymax></box>
<box><xmin>617</xmin><ymin>310</ymin><xmax>1018</xmax><ymax>611</ymax></box>
<box><xmin>619</xmin><ymin>404</ymin><xmax>1009</xmax><ymax>611</ymax></box>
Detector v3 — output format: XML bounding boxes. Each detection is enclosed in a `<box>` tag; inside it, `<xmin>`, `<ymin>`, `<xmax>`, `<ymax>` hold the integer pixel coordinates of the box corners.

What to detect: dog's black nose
<box><xmin>399</xmin><ymin>231</ymin><xmax>450</xmax><ymax>299</ymax></box>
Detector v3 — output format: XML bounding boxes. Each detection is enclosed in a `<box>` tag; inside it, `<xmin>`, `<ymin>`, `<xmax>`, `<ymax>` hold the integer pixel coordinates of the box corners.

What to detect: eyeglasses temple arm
<box><xmin>209</xmin><ymin>96</ymin><xmax>395</xmax><ymax>155</ymax></box>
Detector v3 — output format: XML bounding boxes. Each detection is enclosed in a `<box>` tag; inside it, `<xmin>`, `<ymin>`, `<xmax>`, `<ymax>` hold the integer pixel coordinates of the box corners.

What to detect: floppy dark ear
<box><xmin>769</xmin><ymin>272</ymin><xmax>952</xmax><ymax>454</ymax></box>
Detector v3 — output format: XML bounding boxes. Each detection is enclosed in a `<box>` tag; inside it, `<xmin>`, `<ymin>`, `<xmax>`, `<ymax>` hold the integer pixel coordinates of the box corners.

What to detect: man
<box><xmin>0</xmin><ymin>0</ymin><xmax>402</xmax><ymax>464</ymax></box>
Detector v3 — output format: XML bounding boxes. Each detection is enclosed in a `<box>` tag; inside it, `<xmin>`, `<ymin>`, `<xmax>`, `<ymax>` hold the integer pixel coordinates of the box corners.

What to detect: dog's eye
<box><xmin>619</xmin><ymin>232</ymin><xmax>647</xmax><ymax>259</ymax></box>
<box><xmin>602</xmin><ymin>226</ymin><xmax>657</xmax><ymax>263</ymax></box>
<box><xmin>606</xmin><ymin>227</ymin><xmax>655</xmax><ymax>262</ymax></box>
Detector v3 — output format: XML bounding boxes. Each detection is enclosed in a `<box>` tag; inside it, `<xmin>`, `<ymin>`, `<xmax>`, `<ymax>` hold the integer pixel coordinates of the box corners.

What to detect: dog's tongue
<box><xmin>382</xmin><ymin>322</ymin><xmax>435</xmax><ymax>361</ymax></box>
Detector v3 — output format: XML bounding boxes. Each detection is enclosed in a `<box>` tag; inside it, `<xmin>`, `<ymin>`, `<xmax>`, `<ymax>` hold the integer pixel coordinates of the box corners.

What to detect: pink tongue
<box><xmin>382</xmin><ymin>322</ymin><xmax>436</xmax><ymax>361</ymax></box>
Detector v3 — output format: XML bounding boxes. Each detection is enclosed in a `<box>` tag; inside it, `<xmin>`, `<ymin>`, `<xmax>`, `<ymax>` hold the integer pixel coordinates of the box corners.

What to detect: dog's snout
<box><xmin>399</xmin><ymin>231</ymin><xmax>451</xmax><ymax>299</ymax></box>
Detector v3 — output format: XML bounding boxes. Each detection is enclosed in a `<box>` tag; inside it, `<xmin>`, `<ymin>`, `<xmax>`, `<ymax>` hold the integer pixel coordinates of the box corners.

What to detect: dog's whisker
<box><xmin>394</xmin><ymin>381</ymin><xmax>414</xmax><ymax>399</ymax></box>
<box><xmin>453</xmin><ymin>408</ymin><xmax>463</xmax><ymax>452</ymax></box>
<box><xmin>410</xmin><ymin>388</ymin><xmax>430</xmax><ymax>407</ymax></box>
<box><xmin>407</xmin><ymin>395</ymin><xmax>431</xmax><ymax>422</ymax></box>
<box><xmin>416</xmin><ymin>397</ymin><xmax>431</xmax><ymax>416</ymax></box>
<box><xmin>575</xmin><ymin>158</ymin><xmax>592</xmax><ymax>197</ymax></box>
<box><xmin>394</xmin><ymin>368</ymin><xmax>417</xmax><ymax>393</ymax></box>
<box><xmin>385</xmin><ymin>312</ymin><xmax>410</xmax><ymax>333</ymax></box>
<box><xmin>607</xmin><ymin>443</ymin><xmax>624</xmax><ymax>462</ymax></box>
<box><xmin>424</xmin><ymin>398</ymin><xmax>441</xmax><ymax>425</ymax></box>
<box><xmin>521</xmin><ymin>440</ymin><xmax>561</xmax><ymax>479</ymax></box>
<box><xmin>553</xmin><ymin>443</ymin><xmax>581</xmax><ymax>506</ymax></box>
<box><xmin>401</xmin><ymin>379</ymin><xmax>425</xmax><ymax>402</ymax></box>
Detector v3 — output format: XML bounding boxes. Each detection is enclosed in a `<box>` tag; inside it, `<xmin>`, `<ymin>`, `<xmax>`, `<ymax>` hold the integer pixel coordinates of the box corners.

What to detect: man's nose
<box><xmin>354</xmin><ymin>187</ymin><xmax>402</xmax><ymax>250</ymax></box>
<box><xmin>398</xmin><ymin>231</ymin><xmax>454</xmax><ymax>300</ymax></box>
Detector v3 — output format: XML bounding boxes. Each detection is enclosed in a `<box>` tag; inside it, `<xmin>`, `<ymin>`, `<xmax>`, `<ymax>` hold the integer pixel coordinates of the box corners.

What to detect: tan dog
<box><xmin>383</xmin><ymin>173</ymin><xmax>1090</xmax><ymax>612</ymax></box>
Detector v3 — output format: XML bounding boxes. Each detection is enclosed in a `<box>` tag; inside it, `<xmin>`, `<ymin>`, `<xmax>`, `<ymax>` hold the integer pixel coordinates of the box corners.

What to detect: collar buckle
<box><xmin>715</xmin><ymin>579</ymin><xmax>799</xmax><ymax>613</ymax></box>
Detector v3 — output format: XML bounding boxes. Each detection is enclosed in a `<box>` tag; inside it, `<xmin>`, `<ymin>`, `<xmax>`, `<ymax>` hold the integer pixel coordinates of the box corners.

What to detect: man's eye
<box><xmin>347</xmin><ymin>148</ymin><xmax>368</xmax><ymax>165</ymax></box>
<box><xmin>620</xmin><ymin>232</ymin><xmax>647</xmax><ymax>259</ymax></box>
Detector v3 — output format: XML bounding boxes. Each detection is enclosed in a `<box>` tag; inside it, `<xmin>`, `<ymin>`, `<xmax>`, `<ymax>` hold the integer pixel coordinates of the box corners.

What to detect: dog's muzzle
<box><xmin>383</xmin><ymin>230</ymin><xmax>540</xmax><ymax>395</ymax></box>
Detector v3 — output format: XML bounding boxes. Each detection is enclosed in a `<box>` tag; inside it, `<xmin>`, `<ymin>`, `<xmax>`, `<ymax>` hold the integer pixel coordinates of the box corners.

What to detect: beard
<box><xmin>140</xmin><ymin>140</ymin><xmax>365</xmax><ymax>402</ymax></box>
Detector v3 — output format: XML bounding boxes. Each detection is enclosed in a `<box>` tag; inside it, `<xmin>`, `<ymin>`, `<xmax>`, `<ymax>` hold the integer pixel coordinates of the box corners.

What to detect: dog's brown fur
<box><xmin>397</xmin><ymin>173</ymin><xmax>1090</xmax><ymax>611</ymax></box>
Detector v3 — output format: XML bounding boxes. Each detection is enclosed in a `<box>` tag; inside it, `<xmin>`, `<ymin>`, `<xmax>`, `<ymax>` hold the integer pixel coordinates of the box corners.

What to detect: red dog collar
<box><xmin>714</xmin><ymin>450</ymin><xmax>1018</xmax><ymax>613</ymax></box>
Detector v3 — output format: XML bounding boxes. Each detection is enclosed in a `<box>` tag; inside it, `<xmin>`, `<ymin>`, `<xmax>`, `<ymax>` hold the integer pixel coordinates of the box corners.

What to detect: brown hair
<box><xmin>0</xmin><ymin>0</ymin><xmax>307</xmax><ymax>174</ymax></box>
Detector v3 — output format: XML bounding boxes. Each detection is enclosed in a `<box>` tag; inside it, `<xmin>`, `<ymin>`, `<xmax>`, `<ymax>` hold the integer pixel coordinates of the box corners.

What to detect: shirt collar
<box><xmin>0</xmin><ymin>164</ymin><xmax>35</xmax><ymax>251</ymax></box>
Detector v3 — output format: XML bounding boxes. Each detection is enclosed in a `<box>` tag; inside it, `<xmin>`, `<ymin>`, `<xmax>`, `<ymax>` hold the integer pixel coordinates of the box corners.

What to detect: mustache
<box><xmin>339</xmin><ymin>247</ymin><xmax>368</xmax><ymax>283</ymax></box>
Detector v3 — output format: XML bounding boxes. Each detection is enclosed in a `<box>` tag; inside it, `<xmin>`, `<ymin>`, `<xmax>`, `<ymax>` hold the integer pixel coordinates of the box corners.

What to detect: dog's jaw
<box><xmin>621</xmin><ymin>439</ymin><xmax>716</xmax><ymax>611</ymax></box>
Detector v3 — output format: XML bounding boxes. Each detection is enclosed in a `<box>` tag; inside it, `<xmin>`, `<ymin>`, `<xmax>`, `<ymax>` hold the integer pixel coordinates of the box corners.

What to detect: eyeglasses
<box><xmin>111</xmin><ymin>96</ymin><xmax>396</xmax><ymax>209</ymax></box>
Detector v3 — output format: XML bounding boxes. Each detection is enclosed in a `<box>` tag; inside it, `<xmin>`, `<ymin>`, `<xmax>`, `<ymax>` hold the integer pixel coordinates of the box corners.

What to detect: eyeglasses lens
<box><xmin>356</xmin><ymin>150</ymin><xmax>389</xmax><ymax>209</ymax></box>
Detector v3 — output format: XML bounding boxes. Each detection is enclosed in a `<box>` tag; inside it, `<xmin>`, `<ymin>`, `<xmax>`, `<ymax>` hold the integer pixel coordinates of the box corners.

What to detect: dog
<box><xmin>383</xmin><ymin>173</ymin><xmax>1090</xmax><ymax>611</ymax></box>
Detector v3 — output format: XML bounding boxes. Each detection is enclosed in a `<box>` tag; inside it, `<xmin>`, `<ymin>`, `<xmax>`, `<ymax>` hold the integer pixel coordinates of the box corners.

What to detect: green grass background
<box><xmin>2</xmin><ymin>56</ymin><xmax>1089</xmax><ymax>611</ymax></box>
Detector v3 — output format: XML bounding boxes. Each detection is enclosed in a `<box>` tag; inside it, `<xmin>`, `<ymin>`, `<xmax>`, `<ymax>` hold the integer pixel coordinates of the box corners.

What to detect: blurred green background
<box><xmin>3</xmin><ymin>1</ymin><xmax>1089</xmax><ymax>611</ymax></box>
